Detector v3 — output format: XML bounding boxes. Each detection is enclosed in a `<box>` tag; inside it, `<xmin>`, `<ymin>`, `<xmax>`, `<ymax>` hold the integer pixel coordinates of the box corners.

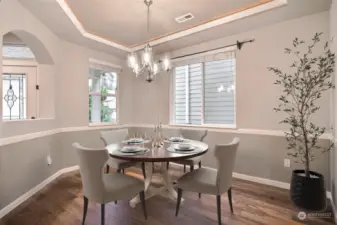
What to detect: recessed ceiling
<box><xmin>65</xmin><ymin>0</ymin><xmax>270</xmax><ymax>48</ymax></box>
<box><xmin>17</xmin><ymin>0</ymin><xmax>332</xmax><ymax>57</ymax></box>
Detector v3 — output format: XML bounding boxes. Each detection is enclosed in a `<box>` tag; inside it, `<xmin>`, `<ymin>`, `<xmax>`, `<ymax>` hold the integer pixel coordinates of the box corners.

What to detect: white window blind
<box><xmin>173</xmin><ymin>51</ymin><xmax>236</xmax><ymax>126</ymax></box>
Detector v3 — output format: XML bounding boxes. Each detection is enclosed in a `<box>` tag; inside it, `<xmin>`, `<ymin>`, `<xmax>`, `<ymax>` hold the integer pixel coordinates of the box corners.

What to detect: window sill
<box><xmin>2</xmin><ymin>118</ymin><xmax>55</xmax><ymax>123</ymax></box>
<box><xmin>168</xmin><ymin>124</ymin><xmax>237</xmax><ymax>130</ymax></box>
<box><xmin>89</xmin><ymin>122</ymin><xmax>119</xmax><ymax>127</ymax></box>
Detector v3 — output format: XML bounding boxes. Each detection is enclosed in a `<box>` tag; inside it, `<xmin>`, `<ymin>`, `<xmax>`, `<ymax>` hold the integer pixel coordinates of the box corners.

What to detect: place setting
<box><xmin>116</xmin><ymin>145</ymin><xmax>150</xmax><ymax>156</ymax></box>
<box><xmin>166</xmin><ymin>140</ymin><xmax>200</xmax><ymax>154</ymax></box>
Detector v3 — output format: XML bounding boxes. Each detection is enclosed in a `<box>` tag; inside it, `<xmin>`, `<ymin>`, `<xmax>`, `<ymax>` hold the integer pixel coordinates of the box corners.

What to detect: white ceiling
<box><xmin>17</xmin><ymin>0</ymin><xmax>332</xmax><ymax>58</ymax></box>
<box><xmin>65</xmin><ymin>0</ymin><xmax>259</xmax><ymax>47</ymax></box>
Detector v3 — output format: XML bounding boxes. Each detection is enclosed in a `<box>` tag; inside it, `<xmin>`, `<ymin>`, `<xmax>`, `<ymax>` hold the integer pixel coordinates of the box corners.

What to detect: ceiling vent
<box><xmin>175</xmin><ymin>13</ymin><xmax>195</xmax><ymax>23</ymax></box>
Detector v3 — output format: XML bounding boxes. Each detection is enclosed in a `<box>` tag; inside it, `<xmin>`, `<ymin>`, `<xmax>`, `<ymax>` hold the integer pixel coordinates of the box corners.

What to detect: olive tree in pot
<box><xmin>268</xmin><ymin>33</ymin><xmax>335</xmax><ymax>211</ymax></box>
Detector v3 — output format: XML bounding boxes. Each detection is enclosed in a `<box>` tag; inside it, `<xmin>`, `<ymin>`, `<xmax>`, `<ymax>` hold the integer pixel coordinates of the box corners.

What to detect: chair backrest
<box><xmin>100</xmin><ymin>129</ymin><xmax>129</xmax><ymax>146</ymax></box>
<box><xmin>163</xmin><ymin>128</ymin><xmax>181</xmax><ymax>139</ymax></box>
<box><xmin>73</xmin><ymin>142</ymin><xmax>109</xmax><ymax>202</ymax></box>
<box><xmin>214</xmin><ymin>137</ymin><xmax>240</xmax><ymax>194</ymax></box>
<box><xmin>180</xmin><ymin>129</ymin><xmax>208</xmax><ymax>142</ymax></box>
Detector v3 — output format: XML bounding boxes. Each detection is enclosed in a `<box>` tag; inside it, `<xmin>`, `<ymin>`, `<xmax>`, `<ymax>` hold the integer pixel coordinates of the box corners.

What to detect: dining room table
<box><xmin>106</xmin><ymin>138</ymin><xmax>209</xmax><ymax>208</ymax></box>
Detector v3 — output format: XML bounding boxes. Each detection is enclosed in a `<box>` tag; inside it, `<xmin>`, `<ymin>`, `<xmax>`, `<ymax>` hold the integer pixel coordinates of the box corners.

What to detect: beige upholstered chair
<box><xmin>73</xmin><ymin>143</ymin><xmax>147</xmax><ymax>225</ymax></box>
<box><xmin>166</xmin><ymin>129</ymin><xmax>208</xmax><ymax>197</ymax></box>
<box><xmin>175</xmin><ymin>137</ymin><xmax>240</xmax><ymax>225</ymax></box>
<box><xmin>100</xmin><ymin>129</ymin><xmax>146</xmax><ymax>178</ymax></box>
<box><xmin>176</xmin><ymin>129</ymin><xmax>208</xmax><ymax>171</ymax></box>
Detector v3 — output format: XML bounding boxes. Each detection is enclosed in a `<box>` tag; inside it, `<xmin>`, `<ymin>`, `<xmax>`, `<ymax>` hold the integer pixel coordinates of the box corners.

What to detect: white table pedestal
<box><xmin>130</xmin><ymin>162</ymin><xmax>183</xmax><ymax>208</ymax></box>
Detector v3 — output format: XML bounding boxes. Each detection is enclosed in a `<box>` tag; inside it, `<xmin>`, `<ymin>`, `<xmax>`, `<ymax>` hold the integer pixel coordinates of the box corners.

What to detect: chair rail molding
<box><xmin>0</xmin><ymin>124</ymin><xmax>332</xmax><ymax>146</ymax></box>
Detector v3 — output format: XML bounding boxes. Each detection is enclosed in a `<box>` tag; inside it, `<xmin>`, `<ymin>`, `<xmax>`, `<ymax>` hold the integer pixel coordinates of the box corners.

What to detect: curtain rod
<box><xmin>171</xmin><ymin>39</ymin><xmax>255</xmax><ymax>60</ymax></box>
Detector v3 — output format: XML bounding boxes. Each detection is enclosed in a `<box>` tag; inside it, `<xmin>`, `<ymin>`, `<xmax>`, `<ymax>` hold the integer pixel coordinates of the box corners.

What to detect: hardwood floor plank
<box><xmin>0</xmin><ymin>168</ymin><xmax>334</xmax><ymax>225</ymax></box>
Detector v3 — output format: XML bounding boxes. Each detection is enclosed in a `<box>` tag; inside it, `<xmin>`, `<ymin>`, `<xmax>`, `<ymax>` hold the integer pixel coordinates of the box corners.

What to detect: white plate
<box><xmin>173</xmin><ymin>144</ymin><xmax>195</xmax><ymax>151</ymax></box>
<box><xmin>167</xmin><ymin>146</ymin><xmax>198</xmax><ymax>154</ymax></box>
<box><xmin>122</xmin><ymin>138</ymin><xmax>145</xmax><ymax>144</ymax></box>
<box><xmin>167</xmin><ymin>137</ymin><xmax>184</xmax><ymax>143</ymax></box>
<box><xmin>120</xmin><ymin>146</ymin><xmax>143</xmax><ymax>153</ymax></box>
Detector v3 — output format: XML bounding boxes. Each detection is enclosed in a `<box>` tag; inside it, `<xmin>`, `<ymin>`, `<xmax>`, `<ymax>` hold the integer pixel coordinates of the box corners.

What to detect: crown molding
<box><xmin>55</xmin><ymin>0</ymin><xmax>288</xmax><ymax>52</ymax></box>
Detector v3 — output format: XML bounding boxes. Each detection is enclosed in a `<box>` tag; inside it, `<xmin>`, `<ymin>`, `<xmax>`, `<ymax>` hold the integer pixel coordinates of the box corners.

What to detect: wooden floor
<box><xmin>0</xmin><ymin>167</ymin><xmax>335</xmax><ymax>225</ymax></box>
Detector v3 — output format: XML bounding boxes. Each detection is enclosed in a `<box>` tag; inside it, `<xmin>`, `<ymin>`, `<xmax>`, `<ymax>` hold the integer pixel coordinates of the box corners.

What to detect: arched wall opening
<box><xmin>1</xmin><ymin>30</ymin><xmax>55</xmax><ymax>121</ymax></box>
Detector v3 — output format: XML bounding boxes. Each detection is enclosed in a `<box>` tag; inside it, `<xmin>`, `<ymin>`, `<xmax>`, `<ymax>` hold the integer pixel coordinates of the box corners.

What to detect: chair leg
<box><xmin>152</xmin><ymin>162</ymin><xmax>155</xmax><ymax>172</ymax></box>
<box><xmin>101</xmin><ymin>204</ymin><xmax>105</xmax><ymax>225</ymax></box>
<box><xmin>141</xmin><ymin>162</ymin><xmax>146</xmax><ymax>178</ymax></box>
<box><xmin>228</xmin><ymin>187</ymin><xmax>234</xmax><ymax>213</ymax></box>
<box><xmin>167</xmin><ymin>162</ymin><xmax>170</xmax><ymax>170</ymax></box>
<box><xmin>183</xmin><ymin>165</ymin><xmax>186</xmax><ymax>173</ymax></box>
<box><xmin>216</xmin><ymin>195</ymin><xmax>222</xmax><ymax>225</ymax></box>
<box><xmin>190</xmin><ymin>165</ymin><xmax>194</xmax><ymax>172</ymax></box>
<box><xmin>105</xmin><ymin>165</ymin><xmax>110</xmax><ymax>174</ymax></box>
<box><xmin>139</xmin><ymin>191</ymin><xmax>147</xmax><ymax>219</ymax></box>
<box><xmin>198</xmin><ymin>161</ymin><xmax>202</xmax><ymax>198</ymax></box>
<box><xmin>176</xmin><ymin>188</ymin><xmax>183</xmax><ymax>217</ymax></box>
<box><xmin>82</xmin><ymin>196</ymin><xmax>88</xmax><ymax>225</ymax></box>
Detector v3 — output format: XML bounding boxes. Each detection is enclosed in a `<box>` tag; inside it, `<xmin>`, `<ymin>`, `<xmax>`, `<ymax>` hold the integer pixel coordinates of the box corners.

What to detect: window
<box><xmin>89</xmin><ymin>64</ymin><xmax>118</xmax><ymax>124</ymax></box>
<box><xmin>2</xmin><ymin>66</ymin><xmax>37</xmax><ymax>120</ymax></box>
<box><xmin>3</xmin><ymin>45</ymin><xmax>35</xmax><ymax>59</ymax></box>
<box><xmin>172</xmin><ymin>51</ymin><xmax>236</xmax><ymax>127</ymax></box>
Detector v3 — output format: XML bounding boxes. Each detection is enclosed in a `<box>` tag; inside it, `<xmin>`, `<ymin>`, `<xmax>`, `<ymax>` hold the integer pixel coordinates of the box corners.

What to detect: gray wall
<box><xmin>0</xmin><ymin>127</ymin><xmax>331</xmax><ymax>212</ymax></box>
<box><xmin>129</xmin><ymin>11</ymin><xmax>331</xmax><ymax>130</ymax></box>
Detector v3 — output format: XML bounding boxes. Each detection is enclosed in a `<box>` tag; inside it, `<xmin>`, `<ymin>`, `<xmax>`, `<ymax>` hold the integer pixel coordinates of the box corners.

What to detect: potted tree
<box><xmin>268</xmin><ymin>33</ymin><xmax>335</xmax><ymax>211</ymax></box>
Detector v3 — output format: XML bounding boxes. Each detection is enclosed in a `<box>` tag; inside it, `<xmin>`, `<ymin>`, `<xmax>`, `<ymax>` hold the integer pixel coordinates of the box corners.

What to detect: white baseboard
<box><xmin>0</xmin><ymin>165</ymin><xmax>79</xmax><ymax>219</ymax></box>
<box><xmin>1</xmin><ymin>163</ymin><xmax>335</xmax><ymax>221</ymax></box>
<box><xmin>170</xmin><ymin>163</ymin><xmax>332</xmax><ymax>198</ymax></box>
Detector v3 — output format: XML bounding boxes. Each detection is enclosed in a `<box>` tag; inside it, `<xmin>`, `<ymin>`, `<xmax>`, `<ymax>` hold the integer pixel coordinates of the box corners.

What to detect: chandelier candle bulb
<box><xmin>126</xmin><ymin>0</ymin><xmax>171</xmax><ymax>82</ymax></box>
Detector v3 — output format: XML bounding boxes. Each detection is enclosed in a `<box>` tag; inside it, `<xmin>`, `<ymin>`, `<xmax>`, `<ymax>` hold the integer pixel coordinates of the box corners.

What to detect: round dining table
<box><xmin>106</xmin><ymin>139</ymin><xmax>209</xmax><ymax>208</ymax></box>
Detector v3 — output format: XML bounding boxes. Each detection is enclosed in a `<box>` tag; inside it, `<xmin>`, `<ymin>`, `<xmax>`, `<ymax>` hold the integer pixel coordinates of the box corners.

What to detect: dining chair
<box><xmin>175</xmin><ymin>129</ymin><xmax>208</xmax><ymax>172</ymax></box>
<box><xmin>100</xmin><ymin>129</ymin><xmax>146</xmax><ymax>178</ymax></box>
<box><xmin>175</xmin><ymin>137</ymin><xmax>240</xmax><ymax>225</ymax></box>
<box><xmin>166</xmin><ymin>129</ymin><xmax>208</xmax><ymax>197</ymax></box>
<box><xmin>73</xmin><ymin>143</ymin><xmax>147</xmax><ymax>225</ymax></box>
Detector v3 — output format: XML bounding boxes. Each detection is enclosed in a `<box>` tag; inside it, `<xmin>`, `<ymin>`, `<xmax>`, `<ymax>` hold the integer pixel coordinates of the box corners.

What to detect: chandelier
<box><xmin>127</xmin><ymin>0</ymin><xmax>171</xmax><ymax>82</ymax></box>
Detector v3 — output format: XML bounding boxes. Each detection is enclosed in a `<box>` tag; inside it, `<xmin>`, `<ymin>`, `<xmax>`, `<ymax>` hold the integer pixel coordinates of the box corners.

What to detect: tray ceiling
<box><xmin>65</xmin><ymin>0</ymin><xmax>268</xmax><ymax>48</ymax></box>
<box><xmin>17</xmin><ymin>0</ymin><xmax>331</xmax><ymax>55</ymax></box>
<box><xmin>58</xmin><ymin>0</ymin><xmax>286</xmax><ymax>51</ymax></box>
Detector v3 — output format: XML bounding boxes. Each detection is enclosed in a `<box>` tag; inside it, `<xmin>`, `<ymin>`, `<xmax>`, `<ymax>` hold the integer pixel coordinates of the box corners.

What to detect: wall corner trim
<box><xmin>0</xmin><ymin>165</ymin><xmax>79</xmax><ymax>219</ymax></box>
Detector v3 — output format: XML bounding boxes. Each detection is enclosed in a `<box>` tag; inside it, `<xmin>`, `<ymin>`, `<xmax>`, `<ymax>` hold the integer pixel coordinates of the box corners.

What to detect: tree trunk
<box><xmin>302</xmin><ymin>128</ymin><xmax>310</xmax><ymax>178</ymax></box>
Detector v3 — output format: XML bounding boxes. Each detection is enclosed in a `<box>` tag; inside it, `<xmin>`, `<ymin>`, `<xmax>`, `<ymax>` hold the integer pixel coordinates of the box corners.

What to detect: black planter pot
<box><xmin>290</xmin><ymin>170</ymin><xmax>326</xmax><ymax>211</ymax></box>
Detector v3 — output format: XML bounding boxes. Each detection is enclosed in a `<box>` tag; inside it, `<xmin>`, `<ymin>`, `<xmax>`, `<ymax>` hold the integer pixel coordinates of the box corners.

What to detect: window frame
<box><xmin>170</xmin><ymin>52</ymin><xmax>237</xmax><ymax>129</ymax></box>
<box><xmin>2</xmin><ymin>60</ymin><xmax>39</xmax><ymax>121</ymax></box>
<box><xmin>88</xmin><ymin>59</ymin><xmax>121</xmax><ymax>127</ymax></box>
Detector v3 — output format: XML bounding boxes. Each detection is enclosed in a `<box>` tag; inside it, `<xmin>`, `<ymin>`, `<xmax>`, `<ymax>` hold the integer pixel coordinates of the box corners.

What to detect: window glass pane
<box><xmin>89</xmin><ymin>68</ymin><xmax>101</xmax><ymax>92</ymax></box>
<box><xmin>101</xmin><ymin>72</ymin><xmax>117</xmax><ymax>95</ymax></box>
<box><xmin>89</xmin><ymin>67</ymin><xmax>117</xmax><ymax>123</ymax></box>
<box><xmin>2</xmin><ymin>74</ymin><xmax>27</xmax><ymax>120</ymax></box>
<box><xmin>102</xmin><ymin>96</ymin><xmax>116</xmax><ymax>122</ymax></box>
<box><xmin>204</xmin><ymin>58</ymin><xmax>235</xmax><ymax>125</ymax></box>
<box><xmin>3</xmin><ymin>45</ymin><xmax>35</xmax><ymax>59</ymax></box>
<box><xmin>188</xmin><ymin>63</ymin><xmax>202</xmax><ymax>125</ymax></box>
<box><xmin>173</xmin><ymin>52</ymin><xmax>236</xmax><ymax>126</ymax></box>
<box><xmin>174</xmin><ymin>66</ymin><xmax>188</xmax><ymax>124</ymax></box>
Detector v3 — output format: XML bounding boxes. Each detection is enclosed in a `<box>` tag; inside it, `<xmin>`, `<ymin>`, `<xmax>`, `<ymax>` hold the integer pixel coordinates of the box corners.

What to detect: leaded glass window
<box><xmin>2</xmin><ymin>73</ymin><xmax>27</xmax><ymax>120</ymax></box>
